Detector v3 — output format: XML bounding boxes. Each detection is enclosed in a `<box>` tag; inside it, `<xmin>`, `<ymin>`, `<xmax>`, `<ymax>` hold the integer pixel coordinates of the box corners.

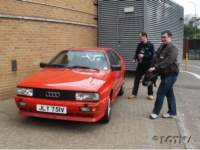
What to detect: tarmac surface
<box><xmin>175</xmin><ymin>60</ymin><xmax>200</xmax><ymax>149</ymax></box>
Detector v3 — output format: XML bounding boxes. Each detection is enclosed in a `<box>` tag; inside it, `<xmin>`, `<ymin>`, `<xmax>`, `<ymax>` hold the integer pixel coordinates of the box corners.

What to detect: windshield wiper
<box><xmin>67</xmin><ymin>65</ymin><xmax>100</xmax><ymax>71</ymax></box>
<box><xmin>45</xmin><ymin>64</ymin><xmax>66</xmax><ymax>68</ymax></box>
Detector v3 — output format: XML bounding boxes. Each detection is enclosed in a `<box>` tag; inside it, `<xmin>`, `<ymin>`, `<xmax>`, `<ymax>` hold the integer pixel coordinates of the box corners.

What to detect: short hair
<box><xmin>139</xmin><ymin>32</ymin><xmax>148</xmax><ymax>38</ymax></box>
<box><xmin>161</xmin><ymin>30</ymin><xmax>172</xmax><ymax>37</ymax></box>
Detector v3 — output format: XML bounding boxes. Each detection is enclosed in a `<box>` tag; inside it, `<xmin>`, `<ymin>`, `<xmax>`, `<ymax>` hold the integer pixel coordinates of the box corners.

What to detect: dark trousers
<box><xmin>153</xmin><ymin>73</ymin><xmax>178</xmax><ymax>115</ymax></box>
<box><xmin>132</xmin><ymin>64</ymin><xmax>153</xmax><ymax>96</ymax></box>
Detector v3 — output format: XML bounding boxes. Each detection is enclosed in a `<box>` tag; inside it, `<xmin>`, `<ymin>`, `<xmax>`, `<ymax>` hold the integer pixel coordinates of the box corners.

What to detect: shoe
<box><xmin>147</xmin><ymin>95</ymin><xmax>154</xmax><ymax>100</ymax></box>
<box><xmin>149</xmin><ymin>113</ymin><xmax>159</xmax><ymax>119</ymax></box>
<box><xmin>162</xmin><ymin>113</ymin><xmax>177</xmax><ymax>119</ymax></box>
<box><xmin>128</xmin><ymin>95</ymin><xmax>136</xmax><ymax>99</ymax></box>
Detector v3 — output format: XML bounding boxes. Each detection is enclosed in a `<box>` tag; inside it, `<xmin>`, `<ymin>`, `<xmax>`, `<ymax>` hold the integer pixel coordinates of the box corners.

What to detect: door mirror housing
<box><xmin>40</xmin><ymin>63</ymin><xmax>48</xmax><ymax>68</ymax></box>
<box><xmin>111</xmin><ymin>65</ymin><xmax>121</xmax><ymax>71</ymax></box>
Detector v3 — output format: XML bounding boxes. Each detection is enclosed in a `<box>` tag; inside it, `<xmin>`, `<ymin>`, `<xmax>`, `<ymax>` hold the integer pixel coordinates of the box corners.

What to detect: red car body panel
<box><xmin>15</xmin><ymin>96</ymin><xmax>108</xmax><ymax>122</ymax></box>
<box><xmin>15</xmin><ymin>48</ymin><xmax>125</xmax><ymax>123</ymax></box>
<box><xmin>18</xmin><ymin>68</ymin><xmax>108</xmax><ymax>92</ymax></box>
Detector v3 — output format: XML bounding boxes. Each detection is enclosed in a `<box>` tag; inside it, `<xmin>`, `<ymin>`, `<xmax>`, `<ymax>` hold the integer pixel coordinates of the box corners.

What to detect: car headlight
<box><xmin>17</xmin><ymin>88</ymin><xmax>33</xmax><ymax>97</ymax></box>
<box><xmin>75</xmin><ymin>92</ymin><xmax>99</xmax><ymax>102</ymax></box>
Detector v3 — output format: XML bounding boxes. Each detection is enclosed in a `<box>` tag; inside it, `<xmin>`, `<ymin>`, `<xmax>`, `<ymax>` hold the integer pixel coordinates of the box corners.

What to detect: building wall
<box><xmin>98</xmin><ymin>0</ymin><xmax>144</xmax><ymax>70</ymax></box>
<box><xmin>98</xmin><ymin>0</ymin><xmax>184</xmax><ymax>71</ymax></box>
<box><xmin>144</xmin><ymin>0</ymin><xmax>184</xmax><ymax>64</ymax></box>
<box><xmin>0</xmin><ymin>0</ymin><xmax>97</xmax><ymax>100</ymax></box>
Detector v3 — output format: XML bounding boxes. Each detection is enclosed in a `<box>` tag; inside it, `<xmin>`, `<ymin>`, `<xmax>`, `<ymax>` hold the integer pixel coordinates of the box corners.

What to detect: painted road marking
<box><xmin>180</xmin><ymin>71</ymin><xmax>200</xmax><ymax>80</ymax></box>
<box><xmin>177</xmin><ymin>70</ymin><xmax>198</xmax><ymax>149</ymax></box>
<box><xmin>182</xmin><ymin>64</ymin><xmax>200</xmax><ymax>70</ymax></box>
<box><xmin>188</xmin><ymin>65</ymin><xmax>200</xmax><ymax>70</ymax></box>
<box><xmin>178</xmin><ymin>69</ymin><xmax>200</xmax><ymax>148</ymax></box>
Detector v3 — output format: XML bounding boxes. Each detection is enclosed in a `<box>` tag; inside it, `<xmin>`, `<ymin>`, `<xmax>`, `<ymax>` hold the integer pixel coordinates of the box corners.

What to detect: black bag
<box><xmin>142</xmin><ymin>71</ymin><xmax>159</xmax><ymax>87</ymax></box>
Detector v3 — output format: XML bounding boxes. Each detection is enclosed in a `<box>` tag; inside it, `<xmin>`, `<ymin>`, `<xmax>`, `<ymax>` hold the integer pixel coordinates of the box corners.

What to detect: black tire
<box><xmin>118</xmin><ymin>85</ymin><xmax>124</xmax><ymax>96</ymax></box>
<box><xmin>100</xmin><ymin>97</ymin><xmax>112</xmax><ymax>123</ymax></box>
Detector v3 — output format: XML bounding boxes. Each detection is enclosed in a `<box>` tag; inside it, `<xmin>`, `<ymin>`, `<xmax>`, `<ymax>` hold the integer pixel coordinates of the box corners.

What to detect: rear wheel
<box><xmin>100</xmin><ymin>97</ymin><xmax>112</xmax><ymax>123</ymax></box>
<box><xmin>118</xmin><ymin>85</ymin><xmax>124</xmax><ymax>96</ymax></box>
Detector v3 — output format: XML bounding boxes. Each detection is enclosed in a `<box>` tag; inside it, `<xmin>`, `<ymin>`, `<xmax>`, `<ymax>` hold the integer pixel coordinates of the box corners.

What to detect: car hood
<box><xmin>18</xmin><ymin>68</ymin><xmax>109</xmax><ymax>92</ymax></box>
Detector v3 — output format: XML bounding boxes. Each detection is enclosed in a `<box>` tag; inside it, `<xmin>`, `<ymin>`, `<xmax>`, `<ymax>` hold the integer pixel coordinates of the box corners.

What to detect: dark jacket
<box><xmin>134</xmin><ymin>41</ymin><xmax>155</xmax><ymax>66</ymax></box>
<box><xmin>154</xmin><ymin>43</ymin><xmax>179</xmax><ymax>75</ymax></box>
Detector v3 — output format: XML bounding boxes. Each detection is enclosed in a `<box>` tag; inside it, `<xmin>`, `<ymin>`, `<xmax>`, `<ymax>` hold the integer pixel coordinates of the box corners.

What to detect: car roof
<box><xmin>63</xmin><ymin>48</ymin><xmax>112</xmax><ymax>52</ymax></box>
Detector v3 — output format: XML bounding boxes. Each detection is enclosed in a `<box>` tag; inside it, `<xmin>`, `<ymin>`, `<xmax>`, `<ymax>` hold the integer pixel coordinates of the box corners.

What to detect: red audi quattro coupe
<box><xmin>15</xmin><ymin>48</ymin><xmax>125</xmax><ymax>123</ymax></box>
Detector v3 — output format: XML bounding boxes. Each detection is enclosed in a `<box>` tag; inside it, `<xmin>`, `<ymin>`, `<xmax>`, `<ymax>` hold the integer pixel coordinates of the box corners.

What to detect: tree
<box><xmin>184</xmin><ymin>17</ymin><xmax>200</xmax><ymax>39</ymax></box>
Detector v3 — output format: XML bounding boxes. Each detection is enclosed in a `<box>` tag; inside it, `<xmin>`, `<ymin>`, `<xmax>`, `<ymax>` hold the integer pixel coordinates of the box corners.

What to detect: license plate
<box><xmin>36</xmin><ymin>104</ymin><xmax>67</xmax><ymax>114</ymax></box>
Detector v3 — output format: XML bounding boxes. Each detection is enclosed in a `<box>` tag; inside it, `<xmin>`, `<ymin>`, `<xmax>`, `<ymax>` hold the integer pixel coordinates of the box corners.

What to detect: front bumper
<box><xmin>15</xmin><ymin>96</ymin><xmax>108</xmax><ymax>123</ymax></box>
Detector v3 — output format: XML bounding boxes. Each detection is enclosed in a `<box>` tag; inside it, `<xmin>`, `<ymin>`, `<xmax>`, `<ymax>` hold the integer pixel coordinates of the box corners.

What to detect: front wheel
<box><xmin>100</xmin><ymin>97</ymin><xmax>112</xmax><ymax>123</ymax></box>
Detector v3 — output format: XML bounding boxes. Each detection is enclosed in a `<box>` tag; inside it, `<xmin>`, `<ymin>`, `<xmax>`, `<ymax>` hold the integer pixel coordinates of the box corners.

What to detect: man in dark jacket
<box><xmin>149</xmin><ymin>30</ymin><xmax>179</xmax><ymax>119</ymax></box>
<box><xmin>128</xmin><ymin>32</ymin><xmax>155</xmax><ymax>100</ymax></box>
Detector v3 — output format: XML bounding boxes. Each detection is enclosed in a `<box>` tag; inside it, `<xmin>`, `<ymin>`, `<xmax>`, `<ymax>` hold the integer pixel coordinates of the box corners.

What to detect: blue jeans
<box><xmin>153</xmin><ymin>73</ymin><xmax>178</xmax><ymax>115</ymax></box>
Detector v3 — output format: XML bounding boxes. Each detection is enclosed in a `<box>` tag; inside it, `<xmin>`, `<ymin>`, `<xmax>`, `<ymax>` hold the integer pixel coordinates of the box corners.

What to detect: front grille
<box><xmin>33</xmin><ymin>88</ymin><xmax>76</xmax><ymax>100</ymax></box>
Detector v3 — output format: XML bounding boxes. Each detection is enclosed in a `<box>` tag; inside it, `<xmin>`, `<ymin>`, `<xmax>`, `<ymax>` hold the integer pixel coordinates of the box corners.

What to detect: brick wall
<box><xmin>0</xmin><ymin>0</ymin><xmax>97</xmax><ymax>100</ymax></box>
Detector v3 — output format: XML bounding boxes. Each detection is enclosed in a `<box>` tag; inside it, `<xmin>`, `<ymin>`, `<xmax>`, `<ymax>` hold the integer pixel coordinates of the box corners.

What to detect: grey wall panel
<box><xmin>144</xmin><ymin>0</ymin><xmax>184</xmax><ymax>64</ymax></box>
<box><xmin>98</xmin><ymin>1</ymin><xmax>118</xmax><ymax>48</ymax></box>
<box><xmin>98</xmin><ymin>0</ymin><xmax>183</xmax><ymax>70</ymax></box>
<box><xmin>118</xmin><ymin>16</ymin><xmax>144</xmax><ymax>70</ymax></box>
<box><xmin>98</xmin><ymin>0</ymin><xmax>144</xmax><ymax>70</ymax></box>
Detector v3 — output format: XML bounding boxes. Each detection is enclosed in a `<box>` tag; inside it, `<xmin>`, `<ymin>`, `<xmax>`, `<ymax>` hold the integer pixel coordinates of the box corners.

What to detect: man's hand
<box><xmin>148</xmin><ymin>67</ymin><xmax>156</xmax><ymax>72</ymax></box>
<box><xmin>132</xmin><ymin>59</ymin><xmax>137</xmax><ymax>63</ymax></box>
<box><xmin>138</xmin><ymin>54</ymin><xmax>144</xmax><ymax>59</ymax></box>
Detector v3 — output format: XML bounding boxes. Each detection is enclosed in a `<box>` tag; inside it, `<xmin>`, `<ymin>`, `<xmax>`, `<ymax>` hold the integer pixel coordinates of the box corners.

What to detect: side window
<box><xmin>111</xmin><ymin>50</ymin><xmax>120</xmax><ymax>65</ymax></box>
<box><xmin>107</xmin><ymin>50</ymin><xmax>120</xmax><ymax>66</ymax></box>
<box><xmin>107</xmin><ymin>51</ymin><xmax>115</xmax><ymax>66</ymax></box>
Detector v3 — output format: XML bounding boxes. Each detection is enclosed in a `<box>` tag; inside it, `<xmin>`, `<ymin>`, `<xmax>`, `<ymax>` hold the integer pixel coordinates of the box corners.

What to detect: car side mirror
<box><xmin>111</xmin><ymin>65</ymin><xmax>121</xmax><ymax>71</ymax></box>
<box><xmin>40</xmin><ymin>63</ymin><xmax>47</xmax><ymax>68</ymax></box>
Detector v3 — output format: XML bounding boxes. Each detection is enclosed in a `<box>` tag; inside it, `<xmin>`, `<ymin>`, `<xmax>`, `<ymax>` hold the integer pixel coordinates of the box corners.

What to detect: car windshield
<box><xmin>48</xmin><ymin>50</ymin><xmax>109</xmax><ymax>71</ymax></box>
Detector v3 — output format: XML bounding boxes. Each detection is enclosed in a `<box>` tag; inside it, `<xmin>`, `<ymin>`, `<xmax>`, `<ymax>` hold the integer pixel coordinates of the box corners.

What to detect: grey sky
<box><xmin>172</xmin><ymin>0</ymin><xmax>200</xmax><ymax>17</ymax></box>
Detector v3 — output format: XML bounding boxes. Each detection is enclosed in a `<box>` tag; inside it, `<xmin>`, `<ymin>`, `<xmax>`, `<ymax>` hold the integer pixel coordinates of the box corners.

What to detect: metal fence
<box><xmin>189</xmin><ymin>39</ymin><xmax>200</xmax><ymax>60</ymax></box>
<box><xmin>184</xmin><ymin>39</ymin><xmax>200</xmax><ymax>60</ymax></box>
<box><xmin>189</xmin><ymin>49</ymin><xmax>200</xmax><ymax>60</ymax></box>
